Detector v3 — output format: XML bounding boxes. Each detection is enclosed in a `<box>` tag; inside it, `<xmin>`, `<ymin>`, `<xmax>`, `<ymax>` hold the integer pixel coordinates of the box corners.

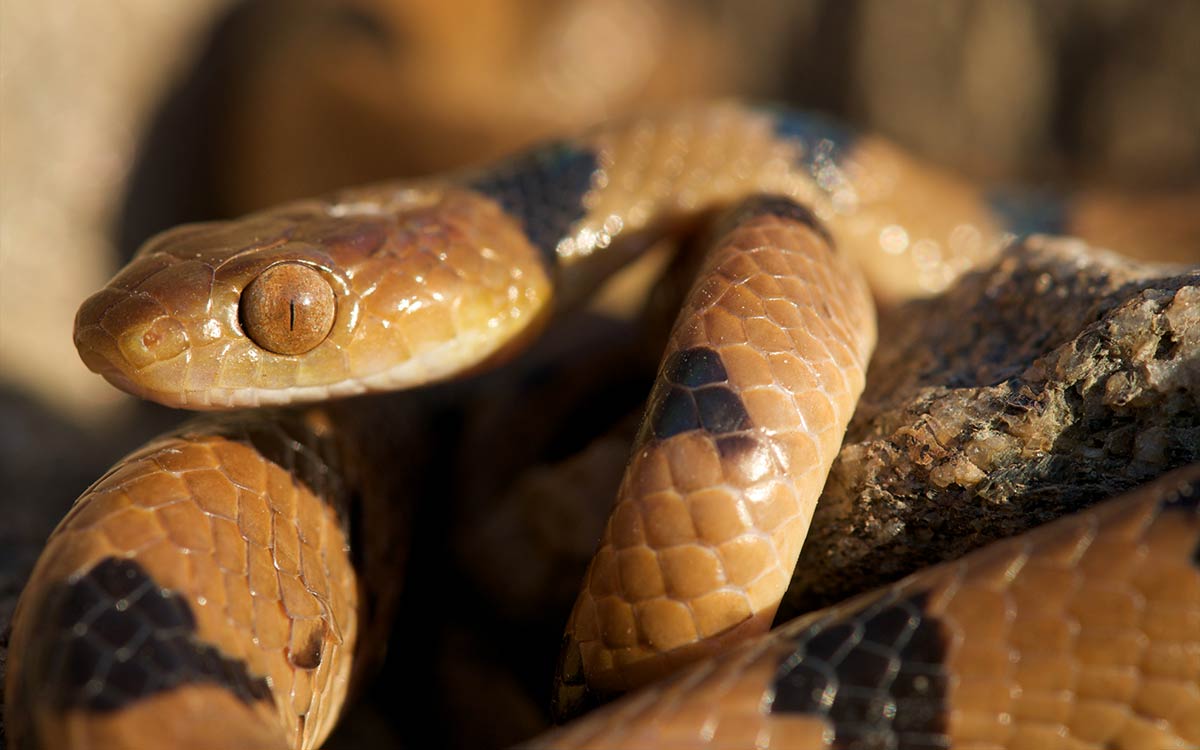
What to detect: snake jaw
<box><xmin>73</xmin><ymin>299</ymin><xmax>174</xmax><ymax>406</ymax></box>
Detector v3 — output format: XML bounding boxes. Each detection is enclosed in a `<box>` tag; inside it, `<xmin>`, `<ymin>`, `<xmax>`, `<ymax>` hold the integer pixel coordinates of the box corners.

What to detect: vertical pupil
<box><xmin>242</xmin><ymin>263</ymin><xmax>335</xmax><ymax>355</ymax></box>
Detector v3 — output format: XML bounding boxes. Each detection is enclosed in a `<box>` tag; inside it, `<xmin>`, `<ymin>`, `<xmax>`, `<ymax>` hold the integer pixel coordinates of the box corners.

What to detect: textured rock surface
<box><xmin>785</xmin><ymin>236</ymin><xmax>1199</xmax><ymax>615</ymax></box>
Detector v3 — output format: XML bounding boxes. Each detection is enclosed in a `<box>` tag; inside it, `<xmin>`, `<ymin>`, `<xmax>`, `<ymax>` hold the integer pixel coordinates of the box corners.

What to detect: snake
<box><xmin>4</xmin><ymin>102</ymin><xmax>1198</xmax><ymax>749</ymax></box>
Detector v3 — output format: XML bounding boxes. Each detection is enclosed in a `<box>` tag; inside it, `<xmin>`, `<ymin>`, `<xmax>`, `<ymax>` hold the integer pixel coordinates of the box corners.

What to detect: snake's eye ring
<box><xmin>240</xmin><ymin>262</ymin><xmax>336</xmax><ymax>355</ymax></box>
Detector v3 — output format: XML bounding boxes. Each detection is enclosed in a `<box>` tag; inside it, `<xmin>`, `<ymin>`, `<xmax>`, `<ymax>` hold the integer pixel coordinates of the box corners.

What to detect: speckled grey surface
<box><xmin>786</xmin><ymin>237</ymin><xmax>1199</xmax><ymax>615</ymax></box>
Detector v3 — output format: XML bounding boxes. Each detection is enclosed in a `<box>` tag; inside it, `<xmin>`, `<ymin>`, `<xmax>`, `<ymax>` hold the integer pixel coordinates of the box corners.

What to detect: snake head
<box><xmin>75</xmin><ymin>189</ymin><xmax>553</xmax><ymax>409</ymax></box>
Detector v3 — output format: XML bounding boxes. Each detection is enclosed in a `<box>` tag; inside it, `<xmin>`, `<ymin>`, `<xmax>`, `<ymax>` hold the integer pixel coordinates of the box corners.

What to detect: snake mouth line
<box><xmin>90</xmin><ymin>374</ymin><xmax>367</xmax><ymax>410</ymax></box>
<box><xmin>84</xmin><ymin>322</ymin><xmax>538</xmax><ymax>410</ymax></box>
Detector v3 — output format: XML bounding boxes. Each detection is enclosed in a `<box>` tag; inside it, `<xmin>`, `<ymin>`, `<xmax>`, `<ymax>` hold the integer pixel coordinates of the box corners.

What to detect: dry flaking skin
<box><xmin>787</xmin><ymin>237</ymin><xmax>1200</xmax><ymax>615</ymax></box>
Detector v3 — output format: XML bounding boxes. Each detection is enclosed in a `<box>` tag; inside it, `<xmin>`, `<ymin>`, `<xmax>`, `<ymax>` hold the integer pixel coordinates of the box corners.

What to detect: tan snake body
<box><xmin>533</xmin><ymin>467</ymin><xmax>1200</xmax><ymax>749</ymax></box>
<box><xmin>4</xmin><ymin>103</ymin><xmax>1198</xmax><ymax>749</ymax></box>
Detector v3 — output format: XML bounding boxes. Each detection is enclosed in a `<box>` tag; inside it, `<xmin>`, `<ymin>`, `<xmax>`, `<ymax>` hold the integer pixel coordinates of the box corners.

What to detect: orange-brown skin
<box><xmin>532</xmin><ymin>466</ymin><xmax>1200</xmax><ymax>749</ymax></box>
<box><xmin>5</xmin><ymin>412</ymin><xmax>361</xmax><ymax>749</ymax></box>
<box><xmin>11</xmin><ymin>103</ymin><xmax>1198</xmax><ymax>748</ymax></box>
<box><xmin>71</xmin><ymin>103</ymin><xmax>1197</xmax><ymax>409</ymax></box>
<box><xmin>558</xmin><ymin>206</ymin><xmax>875</xmax><ymax>699</ymax></box>
<box><xmin>73</xmin><ymin>188</ymin><xmax>552</xmax><ymax>409</ymax></box>
<box><xmin>69</xmin><ymin>103</ymin><xmax>1014</xmax><ymax>415</ymax></box>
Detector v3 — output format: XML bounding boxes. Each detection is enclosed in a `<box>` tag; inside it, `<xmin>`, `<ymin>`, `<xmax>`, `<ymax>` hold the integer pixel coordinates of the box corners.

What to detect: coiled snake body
<box><xmin>5</xmin><ymin>103</ymin><xmax>1199</xmax><ymax>749</ymax></box>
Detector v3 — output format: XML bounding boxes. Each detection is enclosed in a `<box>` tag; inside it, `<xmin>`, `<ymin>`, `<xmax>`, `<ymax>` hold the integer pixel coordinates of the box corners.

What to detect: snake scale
<box><xmin>4</xmin><ymin>103</ymin><xmax>1198</xmax><ymax>749</ymax></box>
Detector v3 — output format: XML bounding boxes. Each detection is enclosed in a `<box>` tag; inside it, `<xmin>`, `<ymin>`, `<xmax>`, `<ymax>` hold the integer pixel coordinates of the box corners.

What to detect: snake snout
<box><xmin>74</xmin><ymin>288</ymin><xmax>193</xmax><ymax>404</ymax></box>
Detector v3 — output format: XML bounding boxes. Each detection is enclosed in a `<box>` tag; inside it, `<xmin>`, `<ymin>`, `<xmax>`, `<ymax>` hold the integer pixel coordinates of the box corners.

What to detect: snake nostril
<box><xmin>117</xmin><ymin>317</ymin><xmax>188</xmax><ymax>368</ymax></box>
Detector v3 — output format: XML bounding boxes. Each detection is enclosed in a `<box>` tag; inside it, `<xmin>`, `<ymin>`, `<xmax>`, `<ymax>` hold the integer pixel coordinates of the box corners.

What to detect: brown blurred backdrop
<box><xmin>3</xmin><ymin>0</ymin><xmax>1198</xmax><ymax>424</ymax></box>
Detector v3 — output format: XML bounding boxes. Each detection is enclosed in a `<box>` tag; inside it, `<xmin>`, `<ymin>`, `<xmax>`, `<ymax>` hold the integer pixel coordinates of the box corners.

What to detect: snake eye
<box><xmin>240</xmin><ymin>263</ymin><xmax>336</xmax><ymax>355</ymax></box>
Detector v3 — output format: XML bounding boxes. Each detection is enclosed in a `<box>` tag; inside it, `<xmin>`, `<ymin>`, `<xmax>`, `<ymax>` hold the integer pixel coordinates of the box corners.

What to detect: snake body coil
<box><xmin>535</xmin><ymin>467</ymin><xmax>1200</xmax><ymax>749</ymax></box>
<box><xmin>6</xmin><ymin>103</ymin><xmax>1198</xmax><ymax>749</ymax></box>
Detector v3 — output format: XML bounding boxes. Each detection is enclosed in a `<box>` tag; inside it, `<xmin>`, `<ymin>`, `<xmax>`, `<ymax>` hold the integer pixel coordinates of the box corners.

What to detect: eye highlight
<box><xmin>240</xmin><ymin>263</ymin><xmax>336</xmax><ymax>355</ymax></box>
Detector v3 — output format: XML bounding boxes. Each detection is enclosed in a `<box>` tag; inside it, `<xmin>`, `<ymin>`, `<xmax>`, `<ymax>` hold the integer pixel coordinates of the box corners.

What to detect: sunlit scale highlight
<box><xmin>557</xmin><ymin>202</ymin><xmax>876</xmax><ymax>701</ymax></box>
<box><xmin>74</xmin><ymin>189</ymin><xmax>552</xmax><ymax>409</ymax></box>
<box><xmin>559</xmin><ymin>104</ymin><xmax>1007</xmax><ymax>299</ymax></box>
<box><xmin>531</xmin><ymin>468</ymin><xmax>1200</xmax><ymax>749</ymax></box>
<box><xmin>76</xmin><ymin>103</ymin><xmax>1054</xmax><ymax>412</ymax></box>
<box><xmin>6</xmin><ymin>414</ymin><xmax>360</xmax><ymax>750</ymax></box>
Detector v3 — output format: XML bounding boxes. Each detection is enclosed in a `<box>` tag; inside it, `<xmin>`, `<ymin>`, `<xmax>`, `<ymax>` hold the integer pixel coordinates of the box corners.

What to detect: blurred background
<box><xmin>1</xmin><ymin>1</ymin><xmax>1198</xmax><ymax>747</ymax></box>
<box><xmin>4</xmin><ymin>0</ymin><xmax>1199</xmax><ymax>424</ymax></box>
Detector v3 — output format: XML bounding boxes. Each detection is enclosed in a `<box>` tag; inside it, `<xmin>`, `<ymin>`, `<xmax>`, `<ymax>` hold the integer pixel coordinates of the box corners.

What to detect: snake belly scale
<box><xmin>5</xmin><ymin>102</ymin><xmax>1198</xmax><ymax>749</ymax></box>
